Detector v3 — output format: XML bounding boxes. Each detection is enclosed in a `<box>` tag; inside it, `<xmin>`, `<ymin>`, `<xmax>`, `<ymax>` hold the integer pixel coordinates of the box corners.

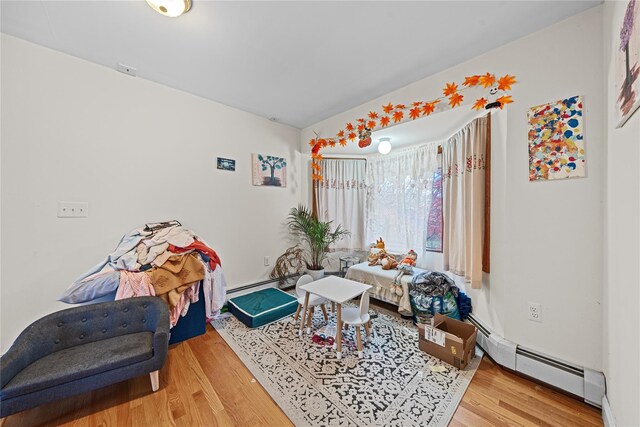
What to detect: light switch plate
<box><xmin>58</xmin><ymin>202</ymin><xmax>89</xmax><ymax>218</ymax></box>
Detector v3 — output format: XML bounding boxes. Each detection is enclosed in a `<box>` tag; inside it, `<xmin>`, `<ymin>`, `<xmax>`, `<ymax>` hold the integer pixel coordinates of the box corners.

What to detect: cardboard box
<box><xmin>417</xmin><ymin>313</ymin><xmax>477</xmax><ymax>370</ymax></box>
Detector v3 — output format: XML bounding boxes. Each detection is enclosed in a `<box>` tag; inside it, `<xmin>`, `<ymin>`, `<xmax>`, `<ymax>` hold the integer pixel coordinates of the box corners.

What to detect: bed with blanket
<box><xmin>345</xmin><ymin>262</ymin><xmax>425</xmax><ymax>316</ymax></box>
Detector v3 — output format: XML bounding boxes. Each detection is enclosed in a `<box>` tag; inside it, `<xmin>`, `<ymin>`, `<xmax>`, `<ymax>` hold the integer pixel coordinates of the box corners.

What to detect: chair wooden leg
<box><xmin>356</xmin><ymin>326</ymin><xmax>363</xmax><ymax>358</ymax></box>
<box><xmin>364</xmin><ymin>321</ymin><xmax>370</xmax><ymax>338</ymax></box>
<box><xmin>320</xmin><ymin>304</ymin><xmax>328</xmax><ymax>321</ymax></box>
<box><xmin>306</xmin><ymin>306</ymin><xmax>314</xmax><ymax>334</ymax></box>
<box><xmin>332</xmin><ymin>302</ymin><xmax>335</xmax><ymax>313</ymax></box>
<box><xmin>149</xmin><ymin>370</ymin><xmax>160</xmax><ymax>392</ymax></box>
<box><xmin>294</xmin><ymin>304</ymin><xmax>301</xmax><ymax>321</ymax></box>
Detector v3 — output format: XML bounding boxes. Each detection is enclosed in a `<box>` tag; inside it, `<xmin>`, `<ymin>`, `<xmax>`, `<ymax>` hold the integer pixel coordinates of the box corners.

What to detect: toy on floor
<box><xmin>393</xmin><ymin>249</ymin><xmax>418</xmax><ymax>292</ymax></box>
<box><xmin>374</xmin><ymin>238</ymin><xmax>385</xmax><ymax>249</ymax></box>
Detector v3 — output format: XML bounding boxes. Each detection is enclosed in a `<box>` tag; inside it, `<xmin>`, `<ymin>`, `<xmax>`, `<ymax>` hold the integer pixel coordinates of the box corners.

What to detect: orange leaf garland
<box><xmin>472</xmin><ymin>97</ymin><xmax>488</xmax><ymax>110</ymax></box>
<box><xmin>421</xmin><ymin>101</ymin><xmax>438</xmax><ymax>116</ymax></box>
<box><xmin>495</xmin><ymin>95</ymin><xmax>513</xmax><ymax>109</ymax></box>
<box><xmin>443</xmin><ymin>82</ymin><xmax>458</xmax><ymax>96</ymax></box>
<box><xmin>497</xmin><ymin>74</ymin><xmax>517</xmax><ymax>91</ymax></box>
<box><xmin>478</xmin><ymin>73</ymin><xmax>496</xmax><ymax>88</ymax></box>
<box><xmin>307</xmin><ymin>71</ymin><xmax>516</xmax><ymax>181</ymax></box>
<box><xmin>449</xmin><ymin>93</ymin><xmax>464</xmax><ymax>108</ymax></box>
<box><xmin>463</xmin><ymin>75</ymin><xmax>481</xmax><ymax>87</ymax></box>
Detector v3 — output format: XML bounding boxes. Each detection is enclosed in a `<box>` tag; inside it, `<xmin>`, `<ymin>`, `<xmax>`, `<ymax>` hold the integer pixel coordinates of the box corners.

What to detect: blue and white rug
<box><xmin>212</xmin><ymin>307</ymin><xmax>481</xmax><ymax>427</ymax></box>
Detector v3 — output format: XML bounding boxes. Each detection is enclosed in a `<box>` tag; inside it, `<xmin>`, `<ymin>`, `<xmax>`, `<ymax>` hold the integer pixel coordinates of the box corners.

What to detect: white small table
<box><xmin>299</xmin><ymin>276</ymin><xmax>372</xmax><ymax>359</ymax></box>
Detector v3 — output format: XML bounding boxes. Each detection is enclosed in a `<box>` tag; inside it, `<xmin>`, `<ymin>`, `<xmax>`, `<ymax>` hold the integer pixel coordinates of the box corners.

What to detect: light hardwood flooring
<box><xmin>1</xmin><ymin>324</ymin><xmax>602</xmax><ymax>427</ymax></box>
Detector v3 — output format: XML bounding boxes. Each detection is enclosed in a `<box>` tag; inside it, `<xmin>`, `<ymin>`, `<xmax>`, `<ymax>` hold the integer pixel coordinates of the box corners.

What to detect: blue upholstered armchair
<box><xmin>0</xmin><ymin>296</ymin><xmax>170</xmax><ymax>418</ymax></box>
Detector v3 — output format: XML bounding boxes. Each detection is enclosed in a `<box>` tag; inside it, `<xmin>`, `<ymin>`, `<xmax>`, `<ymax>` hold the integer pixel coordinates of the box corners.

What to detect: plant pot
<box><xmin>306</xmin><ymin>268</ymin><xmax>325</xmax><ymax>281</ymax></box>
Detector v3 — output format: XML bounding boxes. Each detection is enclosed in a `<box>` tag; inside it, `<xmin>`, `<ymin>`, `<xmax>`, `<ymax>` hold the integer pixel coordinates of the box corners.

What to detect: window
<box><xmin>365</xmin><ymin>144</ymin><xmax>440</xmax><ymax>254</ymax></box>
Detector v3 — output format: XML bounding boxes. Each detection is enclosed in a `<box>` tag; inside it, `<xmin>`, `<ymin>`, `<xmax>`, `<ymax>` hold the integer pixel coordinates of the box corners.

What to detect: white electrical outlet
<box><xmin>57</xmin><ymin>202</ymin><xmax>89</xmax><ymax>218</ymax></box>
<box><xmin>528</xmin><ymin>302</ymin><xmax>542</xmax><ymax>322</ymax></box>
<box><xmin>264</xmin><ymin>256</ymin><xmax>270</xmax><ymax>266</ymax></box>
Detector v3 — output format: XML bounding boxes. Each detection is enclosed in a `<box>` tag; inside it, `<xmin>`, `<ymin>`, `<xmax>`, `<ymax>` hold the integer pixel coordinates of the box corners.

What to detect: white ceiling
<box><xmin>1</xmin><ymin>1</ymin><xmax>601</xmax><ymax>129</ymax></box>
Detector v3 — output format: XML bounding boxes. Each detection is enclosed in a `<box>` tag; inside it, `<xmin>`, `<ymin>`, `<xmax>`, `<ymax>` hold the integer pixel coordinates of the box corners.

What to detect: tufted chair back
<box><xmin>0</xmin><ymin>297</ymin><xmax>169</xmax><ymax>388</ymax></box>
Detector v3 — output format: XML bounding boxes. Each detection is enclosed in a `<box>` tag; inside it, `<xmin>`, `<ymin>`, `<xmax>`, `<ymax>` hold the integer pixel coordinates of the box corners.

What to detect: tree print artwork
<box><xmin>252</xmin><ymin>154</ymin><xmax>287</xmax><ymax>187</ymax></box>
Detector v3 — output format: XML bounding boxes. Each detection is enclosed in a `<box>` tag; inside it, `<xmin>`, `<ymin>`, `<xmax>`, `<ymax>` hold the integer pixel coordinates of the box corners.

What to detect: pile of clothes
<box><xmin>59</xmin><ymin>221</ymin><xmax>226</xmax><ymax>327</ymax></box>
<box><xmin>408</xmin><ymin>271</ymin><xmax>472</xmax><ymax>324</ymax></box>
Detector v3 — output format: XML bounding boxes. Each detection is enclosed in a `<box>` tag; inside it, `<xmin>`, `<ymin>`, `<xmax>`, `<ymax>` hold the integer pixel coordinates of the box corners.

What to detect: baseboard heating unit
<box><xmin>467</xmin><ymin>314</ymin><xmax>606</xmax><ymax>409</ymax></box>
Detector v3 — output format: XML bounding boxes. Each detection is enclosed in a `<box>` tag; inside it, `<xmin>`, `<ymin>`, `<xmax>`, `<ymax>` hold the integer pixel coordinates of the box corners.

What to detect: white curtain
<box><xmin>365</xmin><ymin>143</ymin><xmax>440</xmax><ymax>254</ymax></box>
<box><xmin>442</xmin><ymin>115</ymin><xmax>487</xmax><ymax>288</ymax></box>
<box><xmin>316</xmin><ymin>159</ymin><xmax>367</xmax><ymax>250</ymax></box>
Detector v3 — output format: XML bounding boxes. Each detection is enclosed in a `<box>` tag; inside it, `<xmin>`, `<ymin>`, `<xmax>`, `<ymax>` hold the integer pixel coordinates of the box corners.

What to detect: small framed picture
<box><xmin>217</xmin><ymin>157</ymin><xmax>236</xmax><ymax>171</ymax></box>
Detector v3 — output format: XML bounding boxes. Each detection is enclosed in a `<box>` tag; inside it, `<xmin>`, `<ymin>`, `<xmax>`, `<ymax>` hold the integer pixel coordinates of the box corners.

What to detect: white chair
<box><xmin>340</xmin><ymin>291</ymin><xmax>372</xmax><ymax>358</ymax></box>
<box><xmin>295</xmin><ymin>274</ymin><xmax>329</xmax><ymax>334</ymax></box>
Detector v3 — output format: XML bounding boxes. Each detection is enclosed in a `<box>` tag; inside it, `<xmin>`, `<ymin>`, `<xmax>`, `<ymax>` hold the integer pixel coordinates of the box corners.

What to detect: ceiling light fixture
<box><xmin>378</xmin><ymin>137</ymin><xmax>392</xmax><ymax>155</ymax></box>
<box><xmin>146</xmin><ymin>0</ymin><xmax>191</xmax><ymax>17</ymax></box>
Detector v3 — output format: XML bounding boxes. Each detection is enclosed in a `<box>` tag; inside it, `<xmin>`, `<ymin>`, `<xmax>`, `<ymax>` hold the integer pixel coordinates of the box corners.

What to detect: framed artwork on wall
<box><xmin>528</xmin><ymin>96</ymin><xmax>586</xmax><ymax>181</ymax></box>
<box><xmin>617</xmin><ymin>0</ymin><xmax>640</xmax><ymax>128</ymax></box>
<box><xmin>217</xmin><ymin>157</ymin><xmax>236</xmax><ymax>171</ymax></box>
<box><xmin>252</xmin><ymin>154</ymin><xmax>287</xmax><ymax>187</ymax></box>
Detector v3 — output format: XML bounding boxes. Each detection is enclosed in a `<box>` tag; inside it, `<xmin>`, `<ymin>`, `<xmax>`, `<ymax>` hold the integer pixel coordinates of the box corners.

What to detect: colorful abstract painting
<box><xmin>252</xmin><ymin>154</ymin><xmax>287</xmax><ymax>187</ymax></box>
<box><xmin>528</xmin><ymin>96</ymin><xmax>585</xmax><ymax>181</ymax></box>
<box><xmin>617</xmin><ymin>0</ymin><xmax>640</xmax><ymax>128</ymax></box>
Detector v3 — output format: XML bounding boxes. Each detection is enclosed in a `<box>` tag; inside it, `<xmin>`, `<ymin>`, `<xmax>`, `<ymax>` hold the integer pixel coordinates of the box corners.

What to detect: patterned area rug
<box><xmin>212</xmin><ymin>308</ymin><xmax>481</xmax><ymax>427</ymax></box>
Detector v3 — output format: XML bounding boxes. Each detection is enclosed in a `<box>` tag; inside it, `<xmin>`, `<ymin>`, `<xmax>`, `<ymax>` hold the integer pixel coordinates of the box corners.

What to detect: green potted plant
<box><xmin>270</xmin><ymin>205</ymin><xmax>349</xmax><ymax>282</ymax></box>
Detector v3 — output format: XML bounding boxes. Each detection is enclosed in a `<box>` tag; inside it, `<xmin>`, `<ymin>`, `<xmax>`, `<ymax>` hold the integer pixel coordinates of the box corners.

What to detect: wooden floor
<box><xmin>1</xmin><ymin>324</ymin><xmax>602</xmax><ymax>427</ymax></box>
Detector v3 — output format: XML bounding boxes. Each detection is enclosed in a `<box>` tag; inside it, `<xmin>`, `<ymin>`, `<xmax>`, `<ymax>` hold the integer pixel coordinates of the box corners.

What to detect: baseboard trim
<box><xmin>468</xmin><ymin>314</ymin><xmax>605</xmax><ymax>408</ymax></box>
<box><xmin>226</xmin><ymin>275</ymin><xmax>299</xmax><ymax>294</ymax></box>
<box><xmin>602</xmin><ymin>395</ymin><xmax>616</xmax><ymax>427</ymax></box>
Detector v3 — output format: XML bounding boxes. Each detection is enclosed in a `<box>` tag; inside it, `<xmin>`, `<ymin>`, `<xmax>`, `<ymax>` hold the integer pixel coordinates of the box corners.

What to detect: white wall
<box><xmin>301</xmin><ymin>7</ymin><xmax>605</xmax><ymax>370</ymax></box>
<box><xmin>0</xmin><ymin>35</ymin><xmax>301</xmax><ymax>352</ymax></box>
<box><xmin>603</xmin><ymin>2</ymin><xmax>640</xmax><ymax>426</ymax></box>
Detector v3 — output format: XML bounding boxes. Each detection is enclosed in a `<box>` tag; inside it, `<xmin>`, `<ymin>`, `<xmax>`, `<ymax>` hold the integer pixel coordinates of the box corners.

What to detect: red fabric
<box><xmin>169</xmin><ymin>239</ymin><xmax>221</xmax><ymax>270</ymax></box>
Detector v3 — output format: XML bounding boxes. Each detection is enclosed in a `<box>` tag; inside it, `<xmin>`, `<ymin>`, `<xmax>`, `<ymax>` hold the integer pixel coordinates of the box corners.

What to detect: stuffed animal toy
<box><xmin>380</xmin><ymin>255</ymin><xmax>398</xmax><ymax>270</ymax></box>
<box><xmin>368</xmin><ymin>249</ymin><xmax>388</xmax><ymax>266</ymax></box>
<box><xmin>374</xmin><ymin>238</ymin><xmax>385</xmax><ymax>249</ymax></box>
<box><xmin>393</xmin><ymin>249</ymin><xmax>418</xmax><ymax>291</ymax></box>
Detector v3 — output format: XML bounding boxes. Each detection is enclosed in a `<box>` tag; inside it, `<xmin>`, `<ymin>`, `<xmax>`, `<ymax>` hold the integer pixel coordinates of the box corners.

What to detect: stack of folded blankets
<box><xmin>59</xmin><ymin>221</ymin><xmax>226</xmax><ymax>327</ymax></box>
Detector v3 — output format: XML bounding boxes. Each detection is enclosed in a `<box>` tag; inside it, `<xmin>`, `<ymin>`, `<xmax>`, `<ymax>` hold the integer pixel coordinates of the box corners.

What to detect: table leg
<box><xmin>336</xmin><ymin>303</ymin><xmax>343</xmax><ymax>360</ymax></box>
<box><xmin>298</xmin><ymin>292</ymin><xmax>310</xmax><ymax>337</ymax></box>
<box><xmin>306</xmin><ymin>306</ymin><xmax>314</xmax><ymax>334</ymax></box>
